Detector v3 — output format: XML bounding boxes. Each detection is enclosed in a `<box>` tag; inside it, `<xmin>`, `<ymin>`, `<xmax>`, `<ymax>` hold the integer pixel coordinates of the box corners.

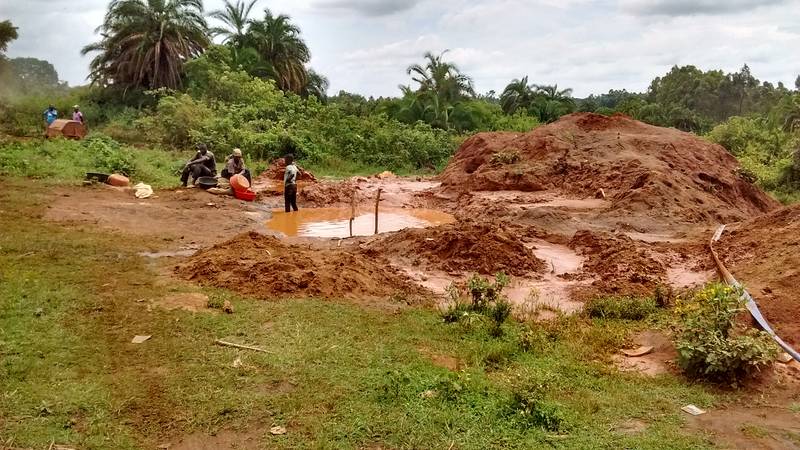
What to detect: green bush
<box><xmin>0</xmin><ymin>134</ymin><xmax>183</xmax><ymax>188</ymax></box>
<box><xmin>675</xmin><ymin>283</ymin><xmax>778</xmax><ymax>383</ymax></box>
<box><xmin>508</xmin><ymin>377</ymin><xmax>566</xmax><ymax>432</ymax></box>
<box><xmin>707</xmin><ymin>116</ymin><xmax>798</xmax><ymax>194</ymax></box>
<box><xmin>442</xmin><ymin>273</ymin><xmax>513</xmax><ymax>336</ymax></box>
<box><xmin>140</xmin><ymin>65</ymin><xmax>457</xmax><ymax>172</ymax></box>
<box><xmin>584</xmin><ymin>296</ymin><xmax>657</xmax><ymax>321</ymax></box>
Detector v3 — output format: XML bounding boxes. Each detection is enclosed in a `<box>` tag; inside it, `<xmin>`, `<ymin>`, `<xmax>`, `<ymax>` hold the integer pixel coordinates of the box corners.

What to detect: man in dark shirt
<box><xmin>180</xmin><ymin>143</ymin><xmax>217</xmax><ymax>187</ymax></box>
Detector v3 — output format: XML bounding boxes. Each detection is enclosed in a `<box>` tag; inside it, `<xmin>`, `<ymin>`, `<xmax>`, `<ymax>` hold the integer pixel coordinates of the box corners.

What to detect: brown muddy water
<box><xmin>266</xmin><ymin>207</ymin><xmax>455</xmax><ymax>238</ymax></box>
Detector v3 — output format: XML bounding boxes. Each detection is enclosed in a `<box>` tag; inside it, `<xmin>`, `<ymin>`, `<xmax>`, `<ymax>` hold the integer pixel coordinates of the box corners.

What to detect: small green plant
<box><xmin>441</xmin><ymin>273</ymin><xmax>513</xmax><ymax>336</ymax></box>
<box><xmin>87</xmin><ymin>134</ymin><xmax>137</xmax><ymax>176</ymax></box>
<box><xmin>675</xmin><ymin>283</ymin><xmax>778</xmax><ymax>383</ymax></box>
<box><xmin>653</xmin><ymin>284</ymin><xmax>674</xmax><ymax>308</ymax></box>
<box><xmin>585</xmin><ymin>296</ymin><xmax>657</xmax><ymax>321</ymax></box>
<box><xmin>508</xmin><ymin>377</ymin><xmax>566</xmax><ymax>432</ymax></box>
<box><xmin>518</xmin><ymin>327</ymin><xmax>545</xmax><ymax>353</ymax></box>
<box><xmin>490</xmin><ymin>149</ymin><xmax>521</xmax><ymax>165</ymax></box>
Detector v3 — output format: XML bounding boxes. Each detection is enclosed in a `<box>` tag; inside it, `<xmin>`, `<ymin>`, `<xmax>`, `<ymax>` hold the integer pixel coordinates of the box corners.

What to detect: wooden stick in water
<box><xmin>374</xmin><ymin>188</ymin><xmax>383</xmax><ymax>235</ymax></box>
<box><xmin>350</xmin><ymin>200</ymin><xmax>354</xmax><ymax>237</ymax></box>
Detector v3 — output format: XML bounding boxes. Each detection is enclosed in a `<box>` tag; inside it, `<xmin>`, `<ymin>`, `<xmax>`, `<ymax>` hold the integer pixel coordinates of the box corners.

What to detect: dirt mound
<box><xmin>439</xmin><ymin>113</ymin><xmax>778</xmax><ymax>224</ymax></box>
<box><xmin>366</xmin><ymin>220</ymin><xmax>545</xmax><ymax>276</ymax></box>
<box><xmin>255</xmin><ymin>159</ymin><xmax>317</xmax><ymax>183</ymax></box>
<box><xmin>176</xmin><ymin>232</ymin><xmax>427</xmax><ymax>303</ymax></box>
<box><xmin>300</xmin><ymin>180</ymin><xmax>358</xmax><ymax>205</ymax></box>
<box><xmin>717</xmin><ymin>205</ymin><xmax>800</xmax><ymax>345</ymax></box>
<box><xmin>569</xmin><ymin>230</ymin><xmax>666</xmax><ymax>297</ymax></box>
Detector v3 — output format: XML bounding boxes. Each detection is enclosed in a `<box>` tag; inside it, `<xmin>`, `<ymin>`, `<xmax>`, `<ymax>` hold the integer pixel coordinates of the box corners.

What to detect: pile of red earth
<box><xmin>253</xmin><ymin>159</ymin><xmax>318</xmax><ymax>184</ymax></box>
<box><xmin>176</xmin><ymin>232</ymin><xmax>427</xmax><ymax>302</ymax></box>
<box><xmin>716</xmin><ymin>204</ymin><xmax>800</xmax><ymax>346</ymax></box>
<box><xmin>300</xmin><ymin>180</ymin><xmax>359</xmax><ymax>205</ymax></box>
<box><xmin>366</xmin><ymin>221</ymin><xmax>545</xmax><ymax>276</ymax></box>
<box><xmin>568</xmin><ymin>230</ymin><xmax>666</xmax><ymax>297</ymax></box>
<box><xmin>439</xmin><ymin>113</ymin><xmax>778</xmax><ymax>224</ymax></box>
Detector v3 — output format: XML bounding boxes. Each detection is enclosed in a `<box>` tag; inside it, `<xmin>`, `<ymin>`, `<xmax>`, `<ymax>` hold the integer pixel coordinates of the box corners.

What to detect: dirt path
<box><xmin>44</xmin><ymin>184</ymin><xmax>271</xmax><ymax>249</ymax></box>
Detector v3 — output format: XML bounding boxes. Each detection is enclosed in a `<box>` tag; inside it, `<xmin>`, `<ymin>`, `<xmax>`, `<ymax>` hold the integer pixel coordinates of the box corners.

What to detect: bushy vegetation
<box><xmin>585</xmin><ymin>296</ymin><xmax>658</xmax><ymax>321</ymax></box>
<box><xmin>442</xmin><ymin>273</ymin><xmax>513</xmax><ymax>337</ymax></box>
<box><xmin>674</xmin><ymin>283</ymin><xmax>778</xmax><ymax>383</ymax></box>
<box><xmin>707</xmin><ymin>114</ymin><xmax>800</xmax><ymax>203</ymax></box>
<box><xmin>0</xmin><ymin>134</ymin><xmax>182</xmax><ymax>187</ymax></box>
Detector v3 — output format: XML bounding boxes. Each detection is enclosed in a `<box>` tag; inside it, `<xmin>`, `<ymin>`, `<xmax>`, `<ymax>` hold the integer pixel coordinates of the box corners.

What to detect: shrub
<box><xmin>675</xmin><ymin>283</ymin><xmax>778</xmax><ymax>383</ymax></box>
<box><xmin>508</xmin><ymin>377</ymin><xmax>566</xmax><ymax>432</ymax></box>
<box><xmin>441</xmin><ymin>273</ymin><xmax>513</xmax><ymax>336</ymax></box>
<box><xmin>86</xmin><ymin>134</ymin><xmax>136</xmax><ymax>176</ymax></box>
<box><xmin>584</xmin><ymin>296</ymin><xmax>657</xmax><ymax>321</ymax></box>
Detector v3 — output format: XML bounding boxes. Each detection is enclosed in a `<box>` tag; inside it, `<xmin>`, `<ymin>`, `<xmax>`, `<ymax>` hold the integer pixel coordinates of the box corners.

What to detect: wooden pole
<box><xmin>374</xmin><ymin>188</ymin><xmax>383</xmax><ymax>235</ymax></box>
<box><xmin>214</xmin><ymin>339</ymin><xmax>272</xmax><ymax>353</ymax></box>
<box><xmin>350</xmin><ymin>190</ymin><xmax>357</xmax><ymax>238</ymax></box>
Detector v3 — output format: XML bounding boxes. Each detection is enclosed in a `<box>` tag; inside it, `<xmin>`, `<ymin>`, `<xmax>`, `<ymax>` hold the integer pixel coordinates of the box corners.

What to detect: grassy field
<box><xmin>0</xmin><ymin>177</ymin><xmax>721</xmax><ymax>449</ymax></box>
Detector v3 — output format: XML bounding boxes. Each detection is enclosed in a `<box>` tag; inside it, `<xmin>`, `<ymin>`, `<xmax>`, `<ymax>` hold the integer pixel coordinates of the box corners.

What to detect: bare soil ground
<box><xmin>43</xmin><ymin>184</ymin><xmax>270</xmax><ymax>248</ymax></box>
<box><xmin>717</xmin><ymin>204</ymin><xmax>800</xmax><ymax>346</ymax></box>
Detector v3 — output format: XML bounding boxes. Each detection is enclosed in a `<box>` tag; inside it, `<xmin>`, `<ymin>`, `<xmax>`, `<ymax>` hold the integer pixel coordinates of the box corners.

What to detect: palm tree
<box><xmin>209</xmin><ymin>0</ymin><xmax>258</xmax><ymax>49</ymax></box>
<box><xmin>406</xmin><ymin>51</ymin><xmax>474</xmax><ymax>129</ymax></box>
<box><xmin>247</xmin><ymin>9</ymin><xmax>310</xmax><ymax>94</ymax></box>
<box><xmin>0</xmin><ymin>20</ymin><xmax>18</xmax><ymax>53</ymax></box>
<box><xmin>82</xmin><ymin>0</ymin><xmax>209</xmax><ymax>90</ymax></box>
<box><xmin>534</xmin><ymin>84</ymin><xmax>574</xmax><ymax>103</ymax></box>
<box><xmin>531</xmin><ymin>84</ymin><xmax>576</xmax><ymax>123</ymax></box>
<box><xmin>500</xmin><ymin>76</ymin><xmax>535</xmax><ymax>114</ymax></box>
<box><xmin>302</xmin><ymin>68</ymin><xmax>329</xmax><ymax>100</ymax></box>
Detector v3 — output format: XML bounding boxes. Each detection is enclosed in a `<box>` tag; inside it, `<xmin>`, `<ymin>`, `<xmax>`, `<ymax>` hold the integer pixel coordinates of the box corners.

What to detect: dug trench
<box><xmin>9</xmin><ymin>114</ymin><xmax>800</xmax><ymax>449</ymax></box>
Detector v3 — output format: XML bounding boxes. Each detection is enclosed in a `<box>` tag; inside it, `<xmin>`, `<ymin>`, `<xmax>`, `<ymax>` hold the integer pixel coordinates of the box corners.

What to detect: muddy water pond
<box><xmin>266</xmin><ymin>207</ymin><xmax>455</xmax><ymax>238</ymax></box>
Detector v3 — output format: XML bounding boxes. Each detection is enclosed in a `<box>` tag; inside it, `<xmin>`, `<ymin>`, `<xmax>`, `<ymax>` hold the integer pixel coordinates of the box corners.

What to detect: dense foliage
<box><xmin>135</xmin><ymin>50</ymin><xmax>455</xmax><ymax>171</ymax></box>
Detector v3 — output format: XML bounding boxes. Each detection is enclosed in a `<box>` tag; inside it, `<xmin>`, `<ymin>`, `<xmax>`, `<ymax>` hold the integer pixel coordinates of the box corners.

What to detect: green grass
<box><xmin>0</xmin><ymin>134</ymin><xmax>184</xmax><ymax>188</ymax></box>
<box><xmin>0</xmin><ymin>177</ymin><xmax>720</xmax><ymax>449</ymax></box>
<box><xmin>584</xmin><ymin>295</ymin><xmax>658</xmax><ymax>321</ymax></box>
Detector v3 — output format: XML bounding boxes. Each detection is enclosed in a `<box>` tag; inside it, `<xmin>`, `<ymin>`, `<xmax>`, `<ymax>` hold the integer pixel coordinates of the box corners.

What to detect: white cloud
<box><xmin>312</xmin><ymin>0</ymin><xmax>422</xmax><ymax>16</ymax></box>
<box><xmin>2</xmin><ymin>0</ymin><xmax>800</xmax><ymax>97</ymax></box>
<box><xmin>620</xmin><ymin>0</ymin><xmax>789</xmax><ymax>16</ymax></box>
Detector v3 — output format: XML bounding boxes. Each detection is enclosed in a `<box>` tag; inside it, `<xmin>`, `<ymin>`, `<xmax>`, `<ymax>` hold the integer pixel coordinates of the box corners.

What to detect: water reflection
<box><xmin>266</xmin><ymin>207</ymin><xmax>455</xmax><ymax>238</ymax></box>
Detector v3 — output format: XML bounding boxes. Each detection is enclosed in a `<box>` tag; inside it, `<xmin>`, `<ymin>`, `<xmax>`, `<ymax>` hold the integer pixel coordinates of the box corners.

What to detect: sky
<box><xmin>3</xmin><ymin>0</ymin><xmax>800</xmax><ymax>98</ymax></box>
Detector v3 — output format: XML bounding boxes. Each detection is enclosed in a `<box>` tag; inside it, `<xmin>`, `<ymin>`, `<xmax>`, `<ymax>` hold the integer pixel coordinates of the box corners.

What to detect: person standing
<box><xmin>180</xmin><ymin>143</ymin><xmax>217</xmax><ymax>187</ymax></box>
<box><xmin>43</xmin><ymin>104</ymin><xmax>58</xmax><ymax>134</ymax></box>
<box><xmin>221</xmin><ymin>148</ymin><xmax>251</xmax><ymax>184</ymax></box>
<box><xmin>284</xmin><ymin>154</ymin><xmax>299</xmax><ymax>212</ymax></box>
<box><xmin>72</xmin><ymin>105</ymin><xmax>84</xmax><ymax>124</ymax></box>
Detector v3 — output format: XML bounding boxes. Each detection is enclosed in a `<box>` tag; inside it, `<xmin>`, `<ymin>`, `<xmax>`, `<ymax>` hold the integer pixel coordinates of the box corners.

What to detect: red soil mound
<box><xmin>569</xmin><ymin>230</ymin><xmax>666</xmax><ymax>297</ymax></box>
<box><xmin>300</xmin><ymin>180</ymin><xmax>358</xmax><ymax>205</ymax></box>
<box><xmin>254</xmin><ymin>159</ymin><xmax>317</xmax><ymax>183</ymax></box>
<box><xmin>176</xmin><ymin>232</ymin><xmax>427</xmax><ymax>303</ymax></box>
<box><xmin>440</xmin><ymin>113</ymin><xmax>778</xmax><ymax>224</ymax></box>
<box><xmin>717</xmin><ymin>205</ymin><xmax>800</xmax><ymax>346</ymax></box>
<box><xmin>366</xmin><ymin>220</ymin><xmax>545</xmax><ymax>276</ymax></box>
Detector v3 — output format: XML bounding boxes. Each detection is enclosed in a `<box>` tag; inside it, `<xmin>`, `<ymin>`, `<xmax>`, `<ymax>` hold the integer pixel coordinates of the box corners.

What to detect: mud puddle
<box><xmin>404</xmin><ymin>239</ymin><xmax>588</xmax><ymax>318</ymax></box>
<box><xmin>266</xmin><ymin>207</ymin><xmax>454</xmax><ymax>238</ymax></box>
<box><xmin>139</xmin><ymin>249</ymin><xmax>197</xmax><ymax>258</ymax></box>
